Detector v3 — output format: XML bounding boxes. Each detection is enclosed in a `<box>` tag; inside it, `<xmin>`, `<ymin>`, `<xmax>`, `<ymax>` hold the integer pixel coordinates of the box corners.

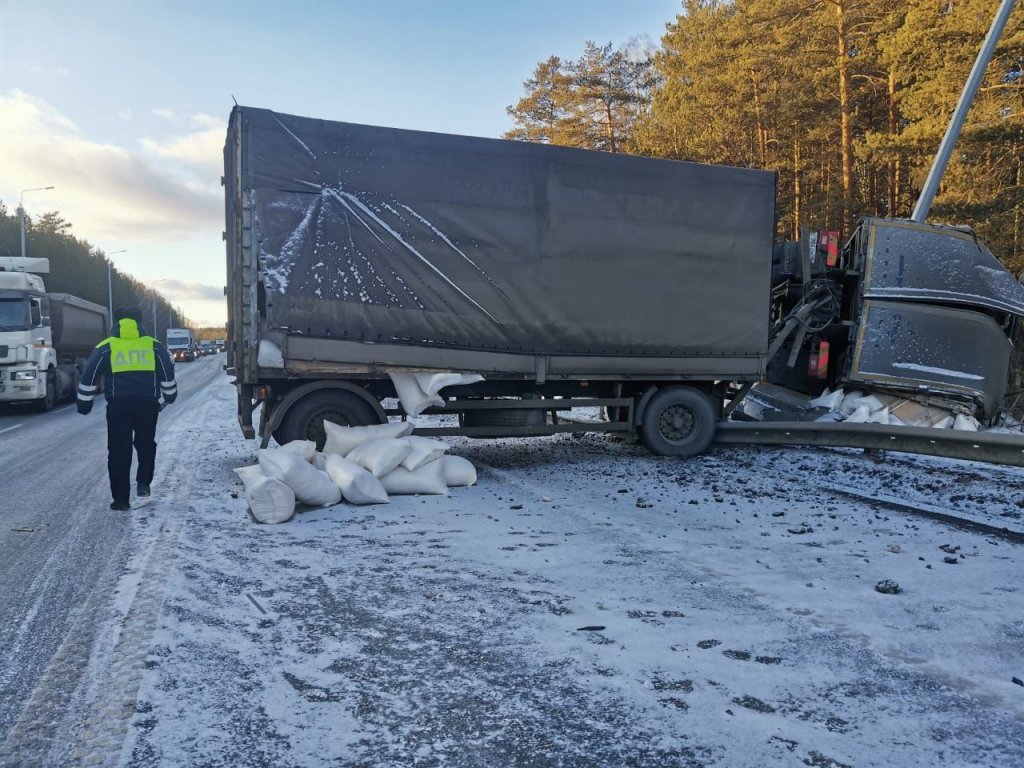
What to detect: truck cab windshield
<box><xmin>0</xmin><ymin>298</ymin><xmax>31</xmax><ymax>331</ymax></box>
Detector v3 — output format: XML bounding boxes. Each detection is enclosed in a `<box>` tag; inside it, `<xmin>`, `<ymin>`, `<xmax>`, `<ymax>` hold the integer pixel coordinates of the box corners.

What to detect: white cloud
<box><xmin>139</xmin><ymin>127</ymin><xmax>223</xmax><ymax>175</ymax></box>
<box><xmin>152</xmin><ymin>107</ymin><xmax>177</xmax><ymax>121</ymax></box>
<box><xmin>191</xmin><ymin>113</ymin><xmax>224</xmax><ymax>130</ymax></box>
<box><xmin>156</xmin><ymin>279</ymin><xmax>224</xmax><ymax>303</ymax></box>
<box><xmin>114</xmin><ymin>107</ymin><xmax>134</xmax><ymax>120</ymax></box>
<box><xmin>0</xmin><ymin>90</ymin><xmax>221</xmax><ymax>241</ymax></box>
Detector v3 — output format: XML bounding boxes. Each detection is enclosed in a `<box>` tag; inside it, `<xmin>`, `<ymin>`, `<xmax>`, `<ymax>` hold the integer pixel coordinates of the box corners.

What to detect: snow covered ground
<box><xmin>27</xmin><ymin>374</ymin><xmax>1024</xmax><ymax>767</ymax></box>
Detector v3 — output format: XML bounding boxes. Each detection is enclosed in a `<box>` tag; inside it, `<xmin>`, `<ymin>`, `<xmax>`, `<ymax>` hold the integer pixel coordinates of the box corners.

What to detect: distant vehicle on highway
<box><xmin>0</xmin><ymin>257</ymin><xmax>108</xmax><ymax>411</ymax></box>
<box><xmin>214</xmin><ymin>337</ymin><xmax>225</xmax><ymax>352</ymax></box>
<box><xmin>199</xmin><ymin>340</ymin><xmax>216</xmax><ymax>356</ymax></box>
<box><xmin>166</xmin><ymin>328</ymin><xmax>197</xmax><ymax>362</ymax></box>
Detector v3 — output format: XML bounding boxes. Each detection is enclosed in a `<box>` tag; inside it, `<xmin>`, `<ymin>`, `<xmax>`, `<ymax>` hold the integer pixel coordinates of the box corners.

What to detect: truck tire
<box><xmin>273</xmin><ymin>390</ymin><xmax>381</xmax><ymax>449</ymax></box>
<box><xmin>35</xmin><ymin>368</ymin><xmax>57</xmax><ymax>413</ymax></box>
<box><xmin>639</xmin><ymin>386</ymin><xmax>716</xmax><ymax>457</ymax></box>
<box><xmin>459</xmin><ymin>394</ymin><xmax>546</xmax><ymax>433</ymax></box>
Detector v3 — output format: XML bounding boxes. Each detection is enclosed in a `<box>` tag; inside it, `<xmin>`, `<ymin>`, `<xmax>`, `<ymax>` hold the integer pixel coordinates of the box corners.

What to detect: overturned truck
<box><xmin>224</xmin><ymin>106</ymin><xmax>1024</xmax><ymax>456</ymax></box>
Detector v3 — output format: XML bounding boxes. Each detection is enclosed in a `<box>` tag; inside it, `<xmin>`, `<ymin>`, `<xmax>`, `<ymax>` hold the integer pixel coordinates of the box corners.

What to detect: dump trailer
<box><xmin>223</xmin><ymin>106</ymin><xmax>1024</xmax><ymax>456</ymax></box>
<box><xmin>0</xmin><ymin>259</ymin><xmax>109</xmax><ymax>411</ymax></box>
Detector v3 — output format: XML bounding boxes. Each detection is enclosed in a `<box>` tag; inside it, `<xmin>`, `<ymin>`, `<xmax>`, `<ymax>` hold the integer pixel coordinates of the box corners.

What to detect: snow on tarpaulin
<box><xmin>233</xmin><ymin>105</ymin><xmax>776</xmax><ymax>358</ymax></box>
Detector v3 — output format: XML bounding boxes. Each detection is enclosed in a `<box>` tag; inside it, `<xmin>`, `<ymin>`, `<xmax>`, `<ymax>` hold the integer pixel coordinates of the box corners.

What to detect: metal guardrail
<box><xmin>715</xmin><ymin>421</ymin><xmax>1024</xmax><ymax>468</ymax></box>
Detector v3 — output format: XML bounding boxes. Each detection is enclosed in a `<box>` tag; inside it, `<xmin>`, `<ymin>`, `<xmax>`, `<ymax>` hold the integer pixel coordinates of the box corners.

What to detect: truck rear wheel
<box><xmin>273</xmin><ymin>390</ymin><xmax>381</xmax><ymax>449</ymax></box>
<box><xmin>639</xmin><ymin>386</ymin><xmax>716</xmax><ymax>457</ymax></box>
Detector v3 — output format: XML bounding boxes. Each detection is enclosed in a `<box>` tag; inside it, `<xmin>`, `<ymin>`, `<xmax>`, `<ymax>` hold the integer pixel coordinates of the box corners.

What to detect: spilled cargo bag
<box><xmin>441</xmin><ymin>455</ymin><xmax>477</xmax><ymax>487</ymax></box>
<box><xmin>259</xmin><ymin>449</ymin><xmax>342</xmax><ymax>507</ymax></box>
<box><xmin>324</xmin><ymin>454</ymin><xmax>389</xmax><ymax>505</ymax></box>
<box><xmin>346</xmin><ymin>438</ymin><xmax>412</xmax><ymax>478</ymax></box>
<box><xmin>381</xmin><ymin>460</ymin><xmax>448</xmax><ymax>495</ymax></box>
<box><xmin>323</xmin><ymin>419</ymin><xmax>414</xmax><ymax>457</ymax></box>
<box><xmin>234</xmin><ymin>466</ymin><xmax>296</xmax><ymax>524</ymax></box>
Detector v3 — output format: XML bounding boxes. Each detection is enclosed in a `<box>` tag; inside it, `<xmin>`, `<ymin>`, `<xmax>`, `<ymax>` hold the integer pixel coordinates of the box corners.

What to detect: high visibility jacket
<box><xmin>77</xmin><ymin>318</ymin><xmax>177</xmax><ymax>414</ymax></box>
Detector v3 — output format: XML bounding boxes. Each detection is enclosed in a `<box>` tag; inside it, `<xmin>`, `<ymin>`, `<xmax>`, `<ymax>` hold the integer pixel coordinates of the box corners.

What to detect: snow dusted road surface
<box><xmin>2</xmin><ymin>369</ymin><xmax>1023</xmax><ymax>767</ymax></box>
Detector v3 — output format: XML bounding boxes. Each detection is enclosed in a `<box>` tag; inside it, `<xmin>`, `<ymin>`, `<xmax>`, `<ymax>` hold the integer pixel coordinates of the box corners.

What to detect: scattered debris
<box><xmin>875</xmin><ymin>579</ymin><xmax>901</xmax><ymax>594</ymax></box>
<box><xmin>723</xmin><ymin>649</ymin><xmax>751</xmax><ymax>661</ymax></box>
<box><xmin>943</xmin><ymin>556</ymin><xmax>959</xmax><ymax>565</ymax></box>
<box><xmin>732</xmin><ymin>695</ymin><xmax>776</xmax><ymax>713</ymax></box>
<box><xmin>697</xmin><ymin>639</ymin><xmax>721</xmax><ymax>649</ymax></box>
<box><xmin>576</xmin><ymin>625</ymin><xmax>606</xmax><ymax>632</ymax></box>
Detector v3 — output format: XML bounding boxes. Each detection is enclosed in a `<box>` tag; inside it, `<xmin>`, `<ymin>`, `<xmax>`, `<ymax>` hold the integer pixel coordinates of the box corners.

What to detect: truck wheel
<box><xmin>639</xmin><ymin>386</ymin><xmax>716</xmax><ymax>457</ymax></box>
<box><xmin>459</xmin><ymin>394</ymin><xmax>545</xmax><ymax>433</ymax></box>
<box><xmin>35</xmin><ymin>368</ymin><xmax>57</xmax><ymax>413</ymax></box>
<box><xmin>274</xmin><ymin>390</ymin><xmax>381</xmax><ymax>449</ymax></box>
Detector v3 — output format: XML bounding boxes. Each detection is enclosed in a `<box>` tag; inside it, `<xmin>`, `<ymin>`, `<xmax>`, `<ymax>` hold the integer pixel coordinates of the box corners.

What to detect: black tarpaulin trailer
<box><xmin>225</xmin><ymin>106</ymin><xmax>778</xmax><ymax>453</ymax></box>
<box><xmin>228</xmin><ymin>106</ymin><xmax>776</xmax><ymax>363</ymax></box>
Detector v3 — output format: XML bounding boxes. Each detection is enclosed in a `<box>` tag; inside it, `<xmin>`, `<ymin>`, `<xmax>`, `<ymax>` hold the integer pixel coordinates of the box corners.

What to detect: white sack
<box><xmin>441</xmin><ymin>455</ymin><xmax>477</xmax><ymax>487</ymax></box>
<box><xmin>278</xmin><ymin>439</ymin><xmax>317</xmax><ymax>463</ymax></box>
<box><xmin>259</xmin><ymin>450</ymin><xmax>342</xmax><ymax>507</ymax></box>
<box><xmin>346</xmin><ymin>438</ymin><xmax>412</xmax><ymax>477</ymax></box>
<box><xmin>233</xmin><ymin>464</ymin><xmax>265</xmax><ymax>493</ymax></box>
<box><xmin>953</xmin><ymin>413</ymin><xmax>980</xmax><ymax>432</ymax></box>
<box><xmin>401</xmin><ymin>436</ymin><xmax>450</xmax><ymax>471</ymax></box>
<box><xmin>389</xmin><ymin>372</ymin><xmax>443</xmax><ymax>417</ymax></box>
<box><xmin>888</xmin><ymin>414</ymin><xmax>906</xmax><ymax>427</ymax></box>
<box><xmin>845</xmin><ymin>405</ymin><xmax>871</xmax><ymax>424</ymax></box>
<box><xmin>245</xmin><ymin>476</ymin><xmax>296</xmax><ymax>524</ymax></box>
<box><xmin>381</xmin><ymin>460</ymin><xmax>448</xmax><ymax>495</ymax></box>
<box><xmin>324</xmin><ymin>454</ymin><xmax>389</xmax><ymax>505</ymax></box>
<box><xmin>323</xmin><ymin>419</ymin><xmax>414</xmax><ymax>456</ymax></box>
<box><xmin>867</xmin><ymin>407</ymin><xmax>890</xmax><ymax>424</ymax></box>
<box><xmin>809</xmin><ymin>388</ymin><xmax>844</xmax><ymax>411</ymax></box>
<box><xmin>416</xmin><ymin>372</ymin><xmax>484</xmax><ymax>396</ymax></box>
<box><xmin>933</xmin><ymin>415</ymin><xmax>955</xmax><ymax>429</ymax></box>
<box><xmin>257</xmin><ymin>339</ymin><xmax>284</xmax><ymax>368</ymax></box>
<box><xmin>312</xmin><ymin>452</ymin><xmax>327</xmax><ymax>471</ymax></box>
<box><xmin>839</xmin><ymin>390</ymin><xmax>866</xmax><ymax>416</ymax></box>
<box><xmin>852</xmin><ymin>395</ymin><xmax>886</xmax><ymax>414</ymax></box>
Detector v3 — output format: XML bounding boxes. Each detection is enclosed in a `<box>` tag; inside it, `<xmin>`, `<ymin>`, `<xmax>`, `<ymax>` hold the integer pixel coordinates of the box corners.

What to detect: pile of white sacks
<box><xmin>233</xmin><ymin>421</ymin><xmax>477</xmax><ymax>524</ymax></box>
<box><xmin>810</xmin><ymin>387</ymin><xmax>981</xmax><ymax>431</ymax></box>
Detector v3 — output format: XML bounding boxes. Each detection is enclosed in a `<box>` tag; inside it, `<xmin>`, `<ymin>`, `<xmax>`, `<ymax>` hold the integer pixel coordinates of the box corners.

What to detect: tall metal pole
<box><xmin>151</xmin><ymin>279</ymin><xmax>168</xmax><ymax>339</ymax></box>
<box><xmin>912</xmin><ymin>0</ymin><xmax>1018</xmax><ymax>222</ymax></box>
<box><xmin>104</xmin><ymin>250</ymin><xmax>126</xmax><ymax>329</ymax></box>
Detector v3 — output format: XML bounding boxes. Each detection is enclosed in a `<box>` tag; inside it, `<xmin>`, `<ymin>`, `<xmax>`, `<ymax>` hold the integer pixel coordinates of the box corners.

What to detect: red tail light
<box><xmin>808</xmin><ymin>340</ymin><xmax>830</xmax><ymax>379</ymax></box>
<box><xmin>818</xmin><ymin>230</ymin><xmax>840</xmax><ymax>267</ymax></box>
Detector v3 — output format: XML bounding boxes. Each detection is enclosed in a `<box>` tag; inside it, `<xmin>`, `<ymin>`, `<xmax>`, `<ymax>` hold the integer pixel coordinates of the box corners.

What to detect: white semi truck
<box><xmin>0</xmin><ymin>256</ymin><xmax>109</xmax><ymax>411</ymax></box>
<box><xmin>166</xmin><ymin>327</ymin><xmax>198</xmax><ymax>362</ymax></box>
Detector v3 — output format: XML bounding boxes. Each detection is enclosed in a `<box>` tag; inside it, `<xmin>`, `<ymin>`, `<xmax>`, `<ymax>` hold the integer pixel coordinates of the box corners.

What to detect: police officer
<box><xmin>77</xmin><ymin>307</ymin><xmax>177</xmax><ymax>510</ymax></box>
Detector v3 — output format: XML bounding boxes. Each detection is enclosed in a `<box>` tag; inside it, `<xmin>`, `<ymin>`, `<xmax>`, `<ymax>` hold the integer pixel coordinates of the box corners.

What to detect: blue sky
<box><xmin>0</xmin><ymin>1</ymin><xmax>679</xmax><ymax>325</ymax></box>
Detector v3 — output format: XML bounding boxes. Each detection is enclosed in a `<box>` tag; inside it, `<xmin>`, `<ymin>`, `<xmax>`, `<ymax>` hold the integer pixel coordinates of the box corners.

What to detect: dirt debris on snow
<box><xmin>74</xmin><ymin>378</ymin><xmax>1024</xmax><ymax>768</ymax></box>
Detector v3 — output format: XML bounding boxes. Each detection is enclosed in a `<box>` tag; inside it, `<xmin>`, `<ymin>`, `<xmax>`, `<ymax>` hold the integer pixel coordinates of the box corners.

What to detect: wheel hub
<box><xmin>659</xmin><ymin>404</ymin><xmax>695</xmax><ymax>442</ymax></box>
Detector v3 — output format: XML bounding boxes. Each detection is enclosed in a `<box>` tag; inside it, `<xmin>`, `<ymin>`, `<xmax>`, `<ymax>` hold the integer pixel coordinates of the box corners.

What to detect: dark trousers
<box><xmin>106</xmin><ymin>399</ymin><xmax>159</xmax><ymax>504</ymax></box>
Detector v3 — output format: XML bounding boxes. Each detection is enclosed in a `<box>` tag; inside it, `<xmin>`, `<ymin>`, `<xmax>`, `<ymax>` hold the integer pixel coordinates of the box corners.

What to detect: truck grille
<box><xmin>0</xmin><ymin>346</ymin><xmax>7</xmax><ymax>358</ymax></box>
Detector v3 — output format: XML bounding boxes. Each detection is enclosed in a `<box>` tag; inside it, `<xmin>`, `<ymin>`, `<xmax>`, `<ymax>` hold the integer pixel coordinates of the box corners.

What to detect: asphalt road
<box><xmin>0</xmin><ymin>353</ymin><xmax>226</xmax><ymax>744</ymax></box>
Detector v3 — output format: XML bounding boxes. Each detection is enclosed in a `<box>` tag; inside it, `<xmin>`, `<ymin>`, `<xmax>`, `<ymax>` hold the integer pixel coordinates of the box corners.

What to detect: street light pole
<box><xmin>105</xmin><ymin>249</ymin><xmax>127</xmax><ymax>327</ymax></box>
<box><xmin>151</xmin><ymin>279</ymin><xmax>169</xmax><ymax>338</ymax></box>
<box><xmin>19</xmin><ymin>186</ymin><xmax>55</xmax><ymax>259</ymax></box>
